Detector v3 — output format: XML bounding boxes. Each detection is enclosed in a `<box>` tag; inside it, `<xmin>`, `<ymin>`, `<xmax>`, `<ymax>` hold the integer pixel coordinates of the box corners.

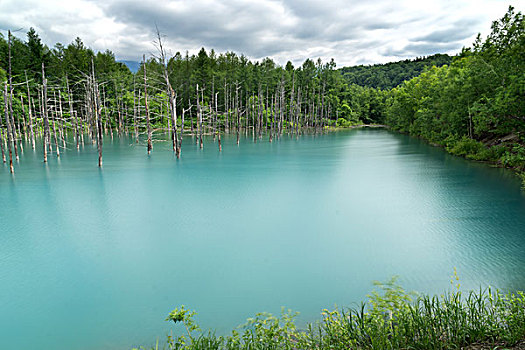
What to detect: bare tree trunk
<box><xmin>269</xmin><ymin>93</ymin><xmax>274</xmax><ymax>143</ymax></box>
<box><xmin>200</xmin><ymin>89</ymin><xmax>204</xmax><ymax>149</ymax></box>
<box><xmin>224</xmin><ymin>79</ymin><xmax>228</xmax><ymax>134</ymax></box>
<box><xmin>7</xmin><ymin>31</ymin><xmax>19</xmax><ymax>162</ymax></box>
<box><xmin>19</xmin><ymin>95</ymin><xmax>27</xmax><ymax>142</ymax></box>
<box><xmin>196</xmin><ymin>84</ymin><xmax>203</xmax><ymax>149</ymax></box>
<box><xmin>320</xmin><ymin>82</ymin><xmax>325</xmax><ymax>132</ymax></box>
<box><xmin>65</xmin><ymin>76</ymin><xmax>79</xmax><ymax>150</ymax></box>
<box><xmin>42</xmin><ymin>64</ymin><xmax>50</xmax><ymax>163</ymax></box>
<box><xmin>235</xmin><ymin>82</ymin><xmax>240</xmax><ymax>145</ymax></box>
<box><xmin>24</xmin><ymin>72</ymin><xmax>36</xmax><ymax>150</ymax></box>
<box><xmin>214</xmin><ymin>92</ymin><xmax>219</xmax><ymax>142</ymax></box>
<box><xmin>3</xmin><ymin>83</ymin><xmax>13</xmax><ymax>172</ymax></box>
<box><xmin>51</xmin><ymin>91</ymin><xmax>60</xmax><ymax>157</ymax></box>
<box><xmin>143</xmin><ymin>55</ymin><xmax>152</xmax><ymax>154</ymax></box>
<box><xmin>0</xmin><ymin>93</ymin><xmax>6</xmax><ymax>163</ymax></box>
<box><xmin>0</xmin><ymin>124</ymin><xmax>5</xmax><ymax>163</ymax></box>
<box><xmin>190</xmin><ymin>99</ymin><xmax>194</xmax><ymax>137</ymax></box>
<box><xmin>156</xmin><ymin>28</ymin><xmax>180</xmax><ymax>158</ymax></box>
<box><xmin>57</xmin><ymin>91</ymin><xmax>66</xmax><ymax>147</ymax></box>
<box><xmin>91</xmin><ymin>59</ymin><xmax>103</xmax><ymax>167</ymax></box>
<box><xmin>133</xmin><ymin>83</ymin><xmax>139</xmax><ymax>143</ymax></box>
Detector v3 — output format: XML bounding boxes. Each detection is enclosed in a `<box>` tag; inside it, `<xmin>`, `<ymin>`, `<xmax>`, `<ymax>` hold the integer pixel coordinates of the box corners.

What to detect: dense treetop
<box><xmin>340</xmin><ymin>54</ymin><xmax>452</xmax><ymax>90</ymax></box>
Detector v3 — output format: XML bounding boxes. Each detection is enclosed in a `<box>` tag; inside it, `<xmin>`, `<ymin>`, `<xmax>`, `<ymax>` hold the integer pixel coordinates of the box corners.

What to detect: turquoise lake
<box><xmin>1</xmin><ymin>128</ymin><xmax>525</xmax><ymax>349</ymax></box>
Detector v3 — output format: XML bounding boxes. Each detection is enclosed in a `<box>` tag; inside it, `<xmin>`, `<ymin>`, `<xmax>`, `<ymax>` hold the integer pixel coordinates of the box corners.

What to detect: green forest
<box><xmin>340</xmin><ymin>53</ymin><xmax>452</xmax><ymax>90</ymax></box>
<box><xmin>0</xmin><ymin>7</ymin><xmax>523</xmax><ymax>180</ymax></box>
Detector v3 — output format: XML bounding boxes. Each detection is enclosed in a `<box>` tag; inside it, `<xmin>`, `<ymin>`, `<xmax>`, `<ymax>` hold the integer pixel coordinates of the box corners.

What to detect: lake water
<box><xmin>1</xmin><ymin>129</ymin><xmax>525</xmax><ymax>349</ymax></box>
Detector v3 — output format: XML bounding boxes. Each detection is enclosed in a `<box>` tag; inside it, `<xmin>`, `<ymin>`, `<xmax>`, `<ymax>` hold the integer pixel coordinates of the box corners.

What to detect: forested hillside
<box><xmin>340</xmin><ymin>54</ymin><xmax>452</xmax><ymax>90</ymax></box>
<box><xmin>386</xmin><ymin>6</ymin><xmax>524</xmax><ymax>176</ymax></box>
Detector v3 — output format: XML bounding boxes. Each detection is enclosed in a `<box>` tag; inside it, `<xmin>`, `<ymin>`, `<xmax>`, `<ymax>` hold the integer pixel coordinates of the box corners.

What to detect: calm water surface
<box><xmin>1</xmin><ymin>129</ymin><xmax>525</xmax><ymax>349</ymax></box>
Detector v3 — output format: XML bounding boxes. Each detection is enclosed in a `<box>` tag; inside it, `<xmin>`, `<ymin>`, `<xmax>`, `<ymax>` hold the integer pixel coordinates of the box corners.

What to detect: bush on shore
<box><xmin>135</xmin><ymin>277</ymin><xmax>525</xmax><ymax>350</ymax></box>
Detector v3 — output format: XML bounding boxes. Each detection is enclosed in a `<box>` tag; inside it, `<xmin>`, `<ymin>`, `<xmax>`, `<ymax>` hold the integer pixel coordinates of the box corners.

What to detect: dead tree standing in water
<box><xmin>66</xmin><ymin>77</ymin><xmax>79</xmax><ymax>150</ymax></box>
<box><xmin>143</xmin><ymin>55</ymin><xmax>152</xmax><ymax>154</ymax></box>
<box><xmin>7</xmin><ymin>31</ymin><xmax>19</xmax><ymax>162</ymax></box>
<box><xmin>42</xmin><ymin>64</ymin><xmax>51</xmax><ymax>163</ymax></box>
<box><xmin>155</xmin><ymin>28</ymin><xmax>180</xmax><ymax>158</ymax></box>
<box><xmin>25</xmin><ymin>72</ymin><xmax>36</xmax><ymax>149</ymax></box>
<box><xmin>91</xmin><ymin>59</ymin><xmax>103</xmax><ymax>167</ymax></box>
<box><xmin>3</xmin><ymin>84</ymin><xmax>13</xmax><ymax>172</ymax></box>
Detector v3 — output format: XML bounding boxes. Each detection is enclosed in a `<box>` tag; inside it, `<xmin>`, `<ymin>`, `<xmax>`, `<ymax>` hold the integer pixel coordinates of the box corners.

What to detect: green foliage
<box><xmin>501</xmin><ymin>144</ymin><xmax>525</xmax><ymax>170</ymax></box>
<box><xmin>340</xmin><ymin>54</ymin><xmax>452</xmax><ymax>90</ymax></box>
<box><xmin>336</xmin><ymin>118</ymin><xmax>361</xmax><ymax>128</ymax></box>
<box><xmin>137</xmin><ymin>277</ymin><xmax>525</xmax><ymax>350</ymax></box>
<box><xmin>447</xmin><ymin>137</ymin><xmax>487</xmax><ymax>158</ymax></box>
<box><xmin>386</xmin><ymin>7</ymin><xmax>524</xmax><ymax>172</ymax></box>
<box><xmin>0</xmin><ymin>8</ymin><xmax>521</xmax><ymax>177</ymax></box>
<box><xmin>519</xmin><ymin>172</ymin><xmax>525</xmax><ymax>188</ymax></box>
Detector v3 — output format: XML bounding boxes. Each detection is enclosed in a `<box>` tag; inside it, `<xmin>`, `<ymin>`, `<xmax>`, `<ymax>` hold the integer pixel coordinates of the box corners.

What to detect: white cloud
<box><xmin>1</xmin><ymin>0</ymin><xmax>523</xmax><ymax>66</ymax></box>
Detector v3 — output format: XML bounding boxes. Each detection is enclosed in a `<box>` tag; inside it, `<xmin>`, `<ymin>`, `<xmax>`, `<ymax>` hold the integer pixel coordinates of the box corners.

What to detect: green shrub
<box><xmin>137</xmin><ymin>277</ymin><xmax>525</xmax><ymax>350</ymax></box>
<box><xmin>500</xmin><ymin>144</ymin><xmax>525</xmax><ymax>171</ymax></box>
<box><xmin>447</xmin><ymin>136</ymin><xmax>486</xmax><ymax>158</ymax></box>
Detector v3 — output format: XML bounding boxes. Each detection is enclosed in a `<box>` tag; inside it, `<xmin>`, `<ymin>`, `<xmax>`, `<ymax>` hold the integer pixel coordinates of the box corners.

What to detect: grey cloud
<box><xmin>1</xmin><ymin>0</ymin><xmax>520</xmax><ymax>67</ymax></box>
<box><xmin>383</xmin><ymin>41</ymin><xmax>463</xmax><ymax>57</ymax></box>
<box><xmin>413</xmin><ymin>27</ymin><xmax>476</xmax><ymax>43</ymax></box>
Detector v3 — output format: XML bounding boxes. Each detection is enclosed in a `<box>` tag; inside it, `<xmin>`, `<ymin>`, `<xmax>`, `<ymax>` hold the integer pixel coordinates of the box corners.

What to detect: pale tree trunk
<box><xmin>25</xmin><ymin>72</ymin><xmax>36</xmax><ymax>149</ymax></box>
<box><xmin>42</xmin><ymin>64</ymin><xmax>51</xmax><ymax>163</ymax></box>
<box><xmin>199</xmin><ymin>89</ymin><xmax>204</xmax><ymax>149</ymax></box>
<box><xmin>0</xmin><ymin>123</ymin><xmax>5</xmax><ymax>163</ymax></box>
<box><xmin>156</xmin><ymin>28</ymin><xmax>179</xmax><ymax>158</ymax></box>
<box><xmin>143</xmin><ymin>55</ymin><xmax>152</xmax><ymax>154</ymax></box>
<box><xmin>3</xmin><ymin>83</ymin><xmax>13</xmax><ymax>172</ymax></box>
<box><xmin>58</xmin><ymin>91</ymin><xmax>66</xmax><ymax>147</ymax></box>
<box><xmin>236</xmin><ymin>82</ymin><xmax>240</xmax><ymax>145</ymax></box>
<box><xmin>51</xmin><ymin>91</ymin><xmax>60</xmax><ymax>157</ymax></box>
<box><xmin>66</xmin><ymin>77</ymin><xmax>79</xmax><ymax>150</ymax></box>
<box><xmin>7</xmin><ymin>31</ymin><xmax>19</xmax><ymax>162</ymax></box>
<box><xmin>91</xmin><ymin>59</ymin><xmax>103</xmax><ymax>167</ymax></box>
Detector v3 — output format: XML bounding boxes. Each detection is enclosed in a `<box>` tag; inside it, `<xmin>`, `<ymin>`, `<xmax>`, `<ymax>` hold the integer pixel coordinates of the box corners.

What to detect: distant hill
<box><xmin>118</xmin><ymin>60</ymin><xmax>140</xmax><ymax>73</ymax></box>
<box><xmin>340</xmin><ymin>54</ymin><xmax>453</xmax><ymax>90</ymax></box>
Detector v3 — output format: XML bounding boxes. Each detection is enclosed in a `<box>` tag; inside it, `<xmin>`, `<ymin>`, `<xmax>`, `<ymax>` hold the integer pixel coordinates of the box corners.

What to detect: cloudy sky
<box><xmin>1</xmin><ymin>0</ymin><xmax>523</xmax><ymax>67</ymax></box>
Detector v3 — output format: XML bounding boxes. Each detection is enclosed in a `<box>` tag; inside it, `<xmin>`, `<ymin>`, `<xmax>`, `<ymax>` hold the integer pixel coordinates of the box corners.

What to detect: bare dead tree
<box><xmin>143</xmin><ymin>54</ymin><xmax>152</xmax><ymax>154</ymax></box>
<box><xmin>154</xmin><ymin>26</ymin><xmax>180</xmax><ymax>158</ymax></box>
<box><xmin>3</xmin><ymin>83</ymin><xmax>13</xmax><ymax>172</ymax></box>
<box><xmin>42</xmin><ymin>63</ymin><xmax>51</xmax><ymax>163</ymax></box>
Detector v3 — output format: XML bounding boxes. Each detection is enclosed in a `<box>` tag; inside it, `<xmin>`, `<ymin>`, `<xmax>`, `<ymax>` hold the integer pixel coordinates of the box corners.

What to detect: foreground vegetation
<box><xmin>136</xmin><ymin>277</ymin><xmax>525</xmax><ymax>350</ymax></box>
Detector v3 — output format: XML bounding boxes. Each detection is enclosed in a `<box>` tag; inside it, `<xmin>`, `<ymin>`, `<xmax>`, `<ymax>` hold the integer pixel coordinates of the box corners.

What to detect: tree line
<box><xmin>386</xmin><ymin>6</ymin><xmax>524</xmax><ymax>175</ymax></box>
<box><xmin>340</xmin><ymin>53</ymin><xmax>452</xmax><ymax>90</ymax></box>
<box><xmin>0</xmin><ymin>7</ymin><xmax>523</xmax><ymax>176</ymax></box>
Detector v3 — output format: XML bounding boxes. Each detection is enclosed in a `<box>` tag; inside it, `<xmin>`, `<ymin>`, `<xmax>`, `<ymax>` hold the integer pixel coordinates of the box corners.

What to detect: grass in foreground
<box><xmin>135</xmin><ymin>277</ymin><xmax>525</xmax><ymax>350</ymax></box>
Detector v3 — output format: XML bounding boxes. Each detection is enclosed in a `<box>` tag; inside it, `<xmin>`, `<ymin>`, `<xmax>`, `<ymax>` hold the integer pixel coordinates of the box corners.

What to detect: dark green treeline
<box><xmin>386</xmin><ymin>6</ymin><xmax>524</xmax><ymax>175</ymax></box>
